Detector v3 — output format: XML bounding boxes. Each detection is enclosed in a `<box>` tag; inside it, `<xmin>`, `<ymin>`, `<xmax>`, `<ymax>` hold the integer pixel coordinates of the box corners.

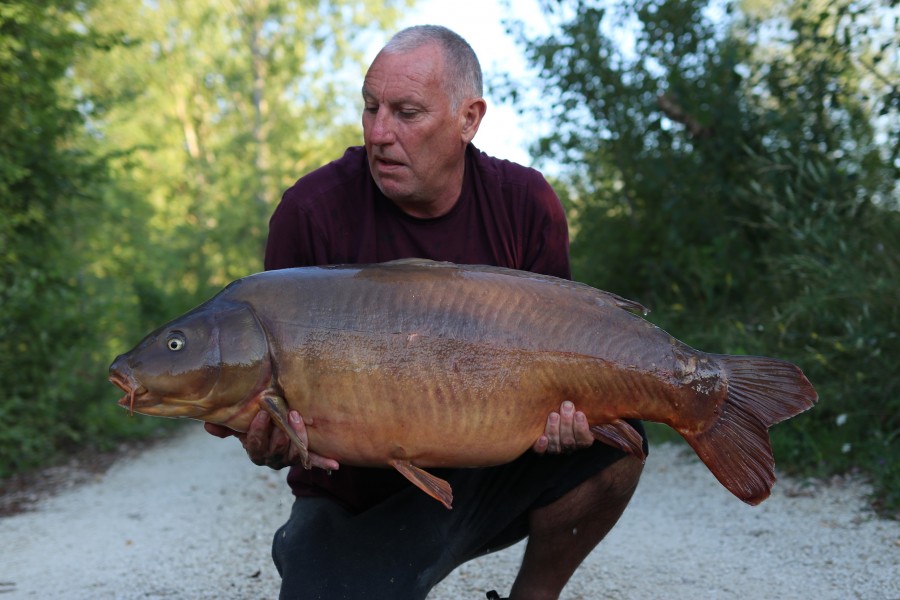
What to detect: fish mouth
<box><xmin>108</xmin><ymin>372</ymin><xmax>210</xmax><ymax>418</ymax></box>
<box><xmin>109</xmin><ymin>372</ymin><xmax>150</xmax><ymax>415</ymax></box>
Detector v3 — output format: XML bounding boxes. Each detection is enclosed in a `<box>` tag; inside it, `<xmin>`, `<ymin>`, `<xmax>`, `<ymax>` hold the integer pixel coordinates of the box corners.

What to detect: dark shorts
<box><xmin>272</xmin><ymin>421</ymin><xmax>647</xmax><ymax>600</ymax></box>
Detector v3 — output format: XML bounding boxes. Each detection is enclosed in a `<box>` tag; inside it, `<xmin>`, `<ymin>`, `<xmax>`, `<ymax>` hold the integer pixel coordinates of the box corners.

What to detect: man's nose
<box><xmin>366</xmin><ymin>107</ymin><xmax>396</xmax><ymax>145</ymax></box>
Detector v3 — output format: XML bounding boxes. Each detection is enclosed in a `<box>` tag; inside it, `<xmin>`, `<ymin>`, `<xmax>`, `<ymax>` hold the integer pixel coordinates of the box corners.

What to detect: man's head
<box><xmin>382</xmin><ymin>25</ymin><xmax>484</xmax><ymax>111</ymax></box>
<box><xmin>362</xmin><ymin>25</ymin><xmax>487</xmax><ymax>218</ymax></box>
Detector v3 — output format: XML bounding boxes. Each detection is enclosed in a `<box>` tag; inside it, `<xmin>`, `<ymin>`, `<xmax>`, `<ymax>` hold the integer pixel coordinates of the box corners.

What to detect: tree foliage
<box><xmin>0</xmin><ymin>0</ymin><xmax>408</xmax><ymax>478</ymax></box>
<box><xmin>76</xmin><ymin>0</ymin><xmax>408</xmax><ymax>303</ymax></box>
<box><xmin>0</xmin><ymin>0</ymin><xmax>155</xmax><ymax>475</ymax></box>
<box><xmin>3</xmin><ymin>0</ymin><xmax>897</xmax><ymax>515</ymax></box>
<box><xmin>510</xmin><ymin>0</ymin><xmax>898</xmax><ymax>511</ymax></box>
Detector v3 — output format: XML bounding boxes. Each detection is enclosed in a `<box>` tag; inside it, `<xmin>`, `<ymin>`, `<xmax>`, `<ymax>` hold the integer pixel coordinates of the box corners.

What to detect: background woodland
<box><xmin>1</xmin><ymin>0</ymin><xmax>897</xmax><ymax>512</ymax></box>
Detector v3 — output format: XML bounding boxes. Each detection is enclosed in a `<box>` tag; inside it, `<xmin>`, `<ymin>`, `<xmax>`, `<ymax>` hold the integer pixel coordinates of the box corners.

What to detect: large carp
<box><xmin>109</xmin><ymin>259</ymin><xmax>816</xmax><ymax>509</ymax></box>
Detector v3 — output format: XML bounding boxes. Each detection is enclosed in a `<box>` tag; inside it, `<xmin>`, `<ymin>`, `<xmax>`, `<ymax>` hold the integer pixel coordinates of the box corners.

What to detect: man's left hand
<box><xmin>532</xmin><ymin>401</ymin><xmax>594</xmax><ymax>454</ymax></box>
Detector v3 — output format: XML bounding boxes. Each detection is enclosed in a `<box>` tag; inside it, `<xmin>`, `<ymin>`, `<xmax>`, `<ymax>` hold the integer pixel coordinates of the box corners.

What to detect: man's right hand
<box><xmin>204</xmin><ymin>410</ymin><xmax>340</xmax><ymax>472</ymax></box>
<box><xmin>532</xmin><ymin>400</ymin><xmax>594</xmax><ymax>454</ymax></box>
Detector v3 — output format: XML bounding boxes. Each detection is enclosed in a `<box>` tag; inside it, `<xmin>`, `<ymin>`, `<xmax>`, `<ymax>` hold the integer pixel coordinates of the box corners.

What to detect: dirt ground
<box><xmin>1</xmin><ymin>424</ymin><xmax>897</xmax><ymax>599</ymax></box>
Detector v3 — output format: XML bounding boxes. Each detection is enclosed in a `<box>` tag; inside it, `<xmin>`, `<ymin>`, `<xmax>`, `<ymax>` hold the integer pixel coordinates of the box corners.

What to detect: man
<box><xmin>207</xmin><ymin>25</ymin><xmax>646</xmax><ymax>600</ymax></box>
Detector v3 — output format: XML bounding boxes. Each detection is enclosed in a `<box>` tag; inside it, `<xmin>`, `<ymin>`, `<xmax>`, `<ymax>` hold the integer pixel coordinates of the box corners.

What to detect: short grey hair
<box><xmin>382</xmin><ymin>25</ymin><xmax>483</xmax><ymax>109</ymax></box>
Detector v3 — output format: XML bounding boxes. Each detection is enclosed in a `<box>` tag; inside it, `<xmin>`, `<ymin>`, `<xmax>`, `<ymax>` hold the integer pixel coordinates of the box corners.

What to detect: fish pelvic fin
<box><xmin>261</xmin><ymin>394</ymin><xmax>311</xmax><ymax>469</ymax></box>
<box><xmin>590</xmin><ymin>420</ymin><xmax>647</xmax><ymax>462</ymax></box>
<box><xmin>389</xmin><ymin>459</ymin><xmax>454</xmax><ymax>510</ymax></box>
<box><xmin>682</xmin><ymin>355</ymin><xmax>818</xmax><ymax>505</ymax></box>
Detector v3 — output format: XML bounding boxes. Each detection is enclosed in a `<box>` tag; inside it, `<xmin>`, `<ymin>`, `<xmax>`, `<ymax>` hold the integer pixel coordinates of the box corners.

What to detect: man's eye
<box><xmin>398</xmin><ymin>110</ymin><xmax>418</xmax><ymax>119</ymax></box>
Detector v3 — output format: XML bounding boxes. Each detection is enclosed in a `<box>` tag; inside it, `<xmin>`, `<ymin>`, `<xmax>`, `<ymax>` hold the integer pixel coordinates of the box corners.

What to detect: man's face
<box><xmin>362</xmin><ymin>43</ymin><xmax>473</xmax><ymax>218</ymax></box>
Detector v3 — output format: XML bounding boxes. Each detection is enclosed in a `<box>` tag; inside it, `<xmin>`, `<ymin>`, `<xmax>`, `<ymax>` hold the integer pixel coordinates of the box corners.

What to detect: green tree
<box><xmin>1</xmin><ymin>0</ymin><xmax>410</xmax><ymax>478</ymax></box>
<box><xmin>509</xmin><ymin>0</ymin><xmax>899</xmax><ymax>510</ymax></box>
<box><xmin>0</xmin><ymin>0</ymin><xmax>150</xmax><ymax>475</ymax></box>
<box><xmin>76</xmin><ymin>0</ymin><xmax>410</xmax><ymax>307</ymax></box>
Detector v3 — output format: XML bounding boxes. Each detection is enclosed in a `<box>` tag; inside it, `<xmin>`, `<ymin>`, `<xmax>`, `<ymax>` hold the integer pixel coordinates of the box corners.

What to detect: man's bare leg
<box><xmin>507</xmin><ymin>454</ymin><xmax>644</xmax><ymax>600</ymax></box>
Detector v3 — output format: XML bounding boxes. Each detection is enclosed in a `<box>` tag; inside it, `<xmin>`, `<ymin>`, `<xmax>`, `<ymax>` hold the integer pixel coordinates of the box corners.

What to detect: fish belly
<box><xmin>276</xmin><ymin>331</ymin><xmax>612</xmax><ymax>468</ymax></box>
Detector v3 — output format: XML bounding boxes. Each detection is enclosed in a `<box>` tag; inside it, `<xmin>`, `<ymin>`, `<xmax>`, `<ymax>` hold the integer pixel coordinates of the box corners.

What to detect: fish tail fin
<box><xmin>681</xmin><ymin>355</ymin><xmax>817</xmax><ymax>505</ymax></box>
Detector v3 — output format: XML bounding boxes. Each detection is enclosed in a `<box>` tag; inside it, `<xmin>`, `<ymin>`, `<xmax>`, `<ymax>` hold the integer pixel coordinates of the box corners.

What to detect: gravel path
<box><xmin>2</xmin><ymin>424</ymin><xmax>897</xmax><ymax>599</ymax></box>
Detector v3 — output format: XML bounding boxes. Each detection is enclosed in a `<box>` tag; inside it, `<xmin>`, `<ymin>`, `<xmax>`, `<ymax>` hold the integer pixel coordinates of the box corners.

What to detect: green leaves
<box><xmin>513</xmin><ymin>0</ymin><xmax>899</xmax><ymax>513</ymax></box>
<box><xmin>72</xmin><ymin>0</ymin><xmax>409</xmax><ymax>294</ymax></box>
<box><xmin>1</xmin><ymin>0</ymin><xmax>408</xmax><ymax>479</ymax></box>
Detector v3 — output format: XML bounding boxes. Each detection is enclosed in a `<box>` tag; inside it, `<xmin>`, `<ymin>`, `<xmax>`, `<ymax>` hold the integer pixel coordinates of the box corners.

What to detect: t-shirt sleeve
<box><xmin>263</xmin><ymin>190</ymin><xmax>327</xmax><ymax>270</ymax></box>
<box><xmin>522</xmin><ymin>174</ymin><xmax>571</xmax><ymax>280</ymax></box>
<box><xmin>264</xmin><ymin>147</ymin><xmax>369</xmax><ymax>271</ymax></box>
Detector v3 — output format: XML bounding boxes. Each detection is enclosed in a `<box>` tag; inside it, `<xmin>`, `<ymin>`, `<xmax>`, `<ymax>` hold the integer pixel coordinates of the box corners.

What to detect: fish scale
<box><xmin>109</xmin><ymin>259</ymin><xmax>817</xmax><ymax>509</ymax></box>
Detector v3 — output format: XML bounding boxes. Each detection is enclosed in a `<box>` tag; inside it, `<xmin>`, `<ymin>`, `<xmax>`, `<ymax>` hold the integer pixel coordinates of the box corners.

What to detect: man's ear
<box><xmin>460</xmin><ymin>97</ymin><xmax>487</xmax><ymax>144</ymax></box>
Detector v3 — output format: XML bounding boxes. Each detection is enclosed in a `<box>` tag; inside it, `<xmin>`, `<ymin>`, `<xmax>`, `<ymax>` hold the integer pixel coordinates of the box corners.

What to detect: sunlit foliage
<box><xmin>0</xmin><ymin>0</ymin><xmax>408</xmax><ymax>477</ymax></box>
<box><xmin>509</xmin><ymin>0</ymin><xmax>898</xmax><ymax>511</ymax></box>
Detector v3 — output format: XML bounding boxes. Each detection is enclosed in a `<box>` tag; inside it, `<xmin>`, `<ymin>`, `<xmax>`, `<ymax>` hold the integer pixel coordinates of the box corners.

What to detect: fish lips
<box><xmin>108</xmin><ymin>369</ymin><xmax>150</xmax><ymax>413</ymax></box>
<box><xmin>109</xmin><ymin>360</ymin><xmax>224</xmax><ymax>418</ymax></box>
<box><xmin>109</xmin><ymin>372</ymin><xmax>201</xmax><ymax>417</ymax></box>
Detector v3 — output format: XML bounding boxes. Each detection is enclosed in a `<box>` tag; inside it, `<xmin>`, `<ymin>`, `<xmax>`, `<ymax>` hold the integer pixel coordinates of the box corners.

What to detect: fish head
<box><xmin>109</xmin><ymin>299</ymin><xmax>270</xmax><ymax>423</ymax></box>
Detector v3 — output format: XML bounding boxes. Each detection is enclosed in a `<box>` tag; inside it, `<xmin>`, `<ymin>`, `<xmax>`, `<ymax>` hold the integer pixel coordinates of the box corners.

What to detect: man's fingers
<box><xmin>243</xmin><ymin>411</ymin><xmax>273</xmax><ymax>466</ymax></box>
<box><xmin>204</xmin><ymin>422</ymin><xmax>235</xmax><ymax>439</ymax></box>
<box><xmin>558</xmin><ymin>401</ymin><xmax>577</xmax><ymax>452</ymax></box>
<box><xmin>307</xmin><ymin>454</ymin><xmax>341</xmax><ymax>471</ymax></box>
<box><xmin>281</xmin><ymin>411</ymin><xmax>308</xmax><ymax>467</ymax></box>
<box><xmin>574</xmin><ymin>411</ymin><xmax>594</xmax><ymax>448</ymax></box>
<box><xmin>268</xmin><ymin>427</ymin><xmax>293</xmax><ymax>461</ymax></box>
<box><xmin>545</xmin><ymin>411</ymin><xmax>561</xmax><ymax>453</ymax></box>
<box><xmin>532</xmin><ymin>434</ymin><xmax>549</xmax><ymax>454</ymax></box>
<box><xmin>538</xmin><ymin>401</ymin><xmax>594</xmax><ymax>455</ymax></box>
<box><xmin>286</xmin><ymin>411</ymin><xmax>340</xmax><ymax>471</ymax></box>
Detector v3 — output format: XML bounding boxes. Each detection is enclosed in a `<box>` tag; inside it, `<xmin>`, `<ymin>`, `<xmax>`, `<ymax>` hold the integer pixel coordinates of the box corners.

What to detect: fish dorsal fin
<box><xmin>389</xmin><ymin>459</ymin><xmax>454</xmax><ymax>509</ymax></box>
<box><xmin>382</xmin><ymin>258</ymin><xmax>450</xmax><ymax>267</ymax></box>
<box><xmin>463</xmin><ymin>264</ymin><xmax>651</xmax><ymax>316</ymax></box>
<box><xmin>600</xmin><ymin>291</ymin><xmax>651</xmax><ymax>316</ymax></box>
<box><xmin>378</xmin><ymin>259</ymin><xmax>651</xmax><ymax>316</ymax></box>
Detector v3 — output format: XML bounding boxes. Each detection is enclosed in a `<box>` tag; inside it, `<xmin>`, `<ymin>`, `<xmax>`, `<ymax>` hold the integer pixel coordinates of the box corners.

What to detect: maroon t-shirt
<box><xmin>264</xmin><ymin>144</ymin><xmax>571</xmax><ymax>512</ymax></box>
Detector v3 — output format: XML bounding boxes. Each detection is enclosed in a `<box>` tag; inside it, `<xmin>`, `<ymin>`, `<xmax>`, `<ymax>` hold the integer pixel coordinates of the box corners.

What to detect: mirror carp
<box><xmin>109</xmin><ymin>259</ymin><xmax>817</xmax><ymax>509</ymax></box>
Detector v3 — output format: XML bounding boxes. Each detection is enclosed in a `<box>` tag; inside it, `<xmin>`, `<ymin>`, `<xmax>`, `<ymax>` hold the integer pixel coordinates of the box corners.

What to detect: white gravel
<box><xmin>2</xmin><ymin>423</ymin><xmax>898</xmax><ymax>600</ymax></box>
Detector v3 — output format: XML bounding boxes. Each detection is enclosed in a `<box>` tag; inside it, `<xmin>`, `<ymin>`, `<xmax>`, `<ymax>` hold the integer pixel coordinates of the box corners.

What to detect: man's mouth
<box><xmin>375</xmin><ymin>156</ymin><xmax>405</xmax><ymax>169</ymax></box>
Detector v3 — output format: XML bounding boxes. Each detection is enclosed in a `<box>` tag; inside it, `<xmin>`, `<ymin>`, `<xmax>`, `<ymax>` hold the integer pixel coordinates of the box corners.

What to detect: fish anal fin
<box><xmin>389</xmin><ymin>459</ymin><xmax>454</xmax><ymax>510</ymax></box>
<box><xmin>260</xmin><ymin>394</ymin><xmax>311</xmax><ymax>469</ymax></box>
<box><xmin>590</xmin><ymin>420</ymin><xmax>646</xmax><ymax>462</ymax></box>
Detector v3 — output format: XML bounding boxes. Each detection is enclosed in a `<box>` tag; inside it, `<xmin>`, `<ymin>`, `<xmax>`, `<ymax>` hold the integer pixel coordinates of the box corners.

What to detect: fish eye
<box><xmin>166</xmin><ymin>332</ymin><xmax>186</xmax><ymax>351</ymax></box>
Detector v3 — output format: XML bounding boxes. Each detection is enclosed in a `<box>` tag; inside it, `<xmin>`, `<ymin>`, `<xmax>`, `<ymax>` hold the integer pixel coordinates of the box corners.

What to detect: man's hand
<box><xmin>204</xmin><ymin>410</ymin><xmax>340</xmax><ymax>471</ymax></box>
<box><xmin>532</xmin><ymin>401</ymin><xmax>594</xmax><ymax>454</ymax></box>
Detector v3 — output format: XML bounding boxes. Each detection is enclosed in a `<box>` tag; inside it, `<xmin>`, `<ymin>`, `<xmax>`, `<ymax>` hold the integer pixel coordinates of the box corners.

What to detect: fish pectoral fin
<box><xmin>590</xmin><ymin>420</ymin><xmax>646</xmax><ymax>462</ymax></box>
<box><xmin>389</xmin><ymin>459</ymin><xmax>453</xmax><ymax>510</ymax></box>
<box><xmin>260</xmin><ymin>394</ymin><xmax>311</xmax><ymax>469</ymax></box>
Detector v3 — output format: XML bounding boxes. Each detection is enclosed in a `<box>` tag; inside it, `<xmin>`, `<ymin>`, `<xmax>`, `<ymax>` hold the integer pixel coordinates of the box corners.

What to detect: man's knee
<box><xmin>271</xmin><ymin>495</ymin><xmax>456</xmax><ymax>599</ymax></box>
<box><xmin>528</xmin><ymin>453</ymin><xmax>644</xmax><ymax>537</ymax></box>
<box><xmin>600</xmin><ymin>453</ymin><xmax>644</xmax><ymax>501</ymax></box>
<box><xmin>556</xmin><ymin>453</ymin><xmax>645</xmax><ymax>519</ymax></box>
<box><xmin>272</xmin><ymin>497</ymin><xmax>349</xmax><ymax>581</ymax></box>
